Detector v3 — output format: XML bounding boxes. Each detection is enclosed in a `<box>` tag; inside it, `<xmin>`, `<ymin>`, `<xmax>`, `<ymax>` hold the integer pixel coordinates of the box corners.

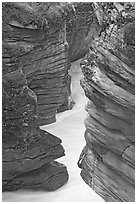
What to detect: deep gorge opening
<box><xmin>2</xmin><ymin>2</ymin><xmax>135</xmax><ymax>202</ymax></box>
<box><xmin>3</xmin><ymin>59</ymin><xmax>104</xmax><ymax>202</ymax></box>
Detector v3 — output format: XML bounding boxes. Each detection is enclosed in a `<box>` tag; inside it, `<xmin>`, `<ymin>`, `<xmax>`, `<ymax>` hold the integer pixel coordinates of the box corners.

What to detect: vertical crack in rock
<box><xmin>78</xmin><ymin>3</ymin><xmax>135</xmax><ymax>202</ymax></box>
<box><xmin>58</xmin><ymin>2</ymin><xmax>100</xmax><ymax>113</ymax></box>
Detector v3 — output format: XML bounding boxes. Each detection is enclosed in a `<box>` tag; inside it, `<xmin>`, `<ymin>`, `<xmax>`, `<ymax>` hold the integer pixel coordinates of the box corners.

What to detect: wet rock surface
<box><xmin>78</xmin><ymin>9</ymin><xmax>135</xmax><ymax>202</ymax></box>
<box><xmin>2</xmin><ymin>2</ymin><xmax>70</xmax><ymax>191</ymax></box>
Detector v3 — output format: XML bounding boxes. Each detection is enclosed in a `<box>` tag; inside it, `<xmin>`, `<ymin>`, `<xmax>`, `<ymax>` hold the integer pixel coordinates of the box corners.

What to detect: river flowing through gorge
<box><xmin>2</xmin><ymin>59</ymin><xmax>104</xmax><ymax>202</ymax></box>
<box><xmin>2</xmin><ymin>2</ymin><xmax>135</xmax><ymax>202</ymax></box>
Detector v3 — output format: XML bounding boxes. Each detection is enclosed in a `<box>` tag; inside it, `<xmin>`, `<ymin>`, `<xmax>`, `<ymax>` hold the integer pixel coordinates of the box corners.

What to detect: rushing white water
<box><xmin>2</xmin><ymin>59</ymin><xmax>104</xmax><ymax>202</ymax></box>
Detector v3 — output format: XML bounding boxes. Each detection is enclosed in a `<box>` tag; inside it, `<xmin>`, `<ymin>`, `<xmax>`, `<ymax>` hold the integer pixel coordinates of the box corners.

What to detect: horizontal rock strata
<box><xmin>58</xmin><ymin>2</ymin><xmax>100</xmax><ymax>113</ymax></box>
<box><xmin>2</xmin><ymin>2</ymin><xmax>69</xmax><ymax>191</ymax></box>
<box><xmin>2</xmin><ymin>57</ymin><xmax>68</xmax><ymax>191</ymax></box>
<box><xmin>3</xmin><ymin>2</ymin><xmax>75</xmax><ymax>126</ymax></box>
<box><xmin>78</xmin><ymin>18</ymin><xmax>135</xmax><ymax>202</ymax></box>
<box><xmin>57</xmin><ymin>2</ymin><xmax>100</xmax><ymax>112</ymax></box>
<box><xmin>3</xmin><ymin>2</ymin><xmax>100</xmax><ymax>126</ymax></box>
<box><xmin>3</xmin><ymin>2</ymin><xmax>101</xmax><ymax>126</ymax></box>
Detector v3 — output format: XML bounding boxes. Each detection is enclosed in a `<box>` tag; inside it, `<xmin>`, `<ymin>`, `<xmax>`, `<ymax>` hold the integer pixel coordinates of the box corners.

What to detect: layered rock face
<box><xmin>2</xmin><ymin>2</ymin><xmax>100</xmax><ymax>191</ymax></box>
<box><xmin>3</xmin><ymin>2</ymin><xmax>99</xmax><ymax>126</ymax></box>
<box><xmin>3</xmin><ymin>2</ymin><xmax>75</xmax><ymax>126</ymax></box>
<box><xmin>78</xmin><ymin>15</ymin><xmax>135</xmax><ymax>202</ymax></box>
<box><xmin>2</xmin><ymin>64</ymin><xmax>68</xmax><ymax>191</ymax></box>
<box><xmin>2</xmin><ymin>2</ymin><xmax>69</xmax><ymax>191</ymax></box>
<box><xmin>58</xmin><ymin>2</ymin><xmax>100</xmax><ymax>113</ymax></box>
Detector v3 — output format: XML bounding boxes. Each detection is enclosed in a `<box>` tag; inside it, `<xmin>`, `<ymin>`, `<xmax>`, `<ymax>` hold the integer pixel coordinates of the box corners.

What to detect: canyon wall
<box><xmin>58</xmin><ymin>2</ymin><xmax>99</xmax><ymax>112</ymax></box>
<box><xmin>66</xmin><ymin>2</ymin><xmax>99</xmax><ymax>62</ymax></box>
<box><xmin>3</xmin><ymin>2</ymin><xmax>75</xmax><ymax>126</ymax></box>
<box><xmin>2</xmin><ymin>2</ymin><xmax>72</xmax><ymax>191</ymax></box>
<box><xmin>2</xmin><ymin>67</ymin><xmax>68</xmax><ymax>191</ymax></box>
<box><xmin>2</xmin><ymin>1</ymin><xmax>99</xmax><ymax>192</ymax></box>
<box><xmin>3</xmin><ymin>2</ymin><xmax>98</xmax><ymax>127</ymax></box>
<box><xmin>78</xmin><ymin>4</ymin><xmax>135</xmax><ymax>202</ymax></box>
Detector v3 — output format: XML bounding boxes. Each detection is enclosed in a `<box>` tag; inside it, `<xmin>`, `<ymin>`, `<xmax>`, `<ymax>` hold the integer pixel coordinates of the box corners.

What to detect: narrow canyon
<box><xmin>2</xmin><ymin>2</ymin><xmax>135</xmax><ymax>202</ymax></box>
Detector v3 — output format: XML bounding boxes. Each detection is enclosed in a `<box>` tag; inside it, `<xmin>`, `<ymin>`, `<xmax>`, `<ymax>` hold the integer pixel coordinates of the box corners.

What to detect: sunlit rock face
<box><xmin>2</xmin><ymin>2</ymin><xmax>69</xmax><ymax>191</ymax></box>
<box><xmin>78</xmin><ymin>12</ymin><xmax>135</xmax><ymax>202</ymax></box>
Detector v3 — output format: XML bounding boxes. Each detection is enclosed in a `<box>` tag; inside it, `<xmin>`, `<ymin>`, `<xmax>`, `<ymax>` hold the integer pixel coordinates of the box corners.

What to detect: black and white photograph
<box><xmin>2</xmin><ymin>1</ymin><xmax>135</xmax><ymax>202</ymax></box>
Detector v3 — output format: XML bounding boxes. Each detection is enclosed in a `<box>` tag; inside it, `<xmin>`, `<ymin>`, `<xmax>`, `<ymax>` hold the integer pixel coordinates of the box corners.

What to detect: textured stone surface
<box><xmin>58</xmin><ymin>2</ymin><xmax>100</xmax><ymax>113</ymax></box>
<box><xmin>3</xmin><ymin>2</ymin><xmax>99</xmax><ymax>126</ymax></box>
<box><xmin>3</xmin><ymin>2</ymin><xmax>75</xmax><ymax>126</ymax></box>
<box><xmin>2</xmin><ymin>66</ymin><xmax>68</xmax><ymax>191</ymax></box>
<box><xmin>78</xmin><ymin>12</ymin><xmax>135</xmax><ymax>202</ymax></box>
<box><xmin>3</xmin><ymin>161</ymin><xmax>68</xmax><ymax>191</ymax></box>
<box><xmin>67</xmin><ymin>2</ymin><xmax>100</xmax><ymax>62</ymax></box>
<box><xmin>2</xmin><ymin>2</ymin><xmax>69</xmax><ymax>191</ymax></box>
